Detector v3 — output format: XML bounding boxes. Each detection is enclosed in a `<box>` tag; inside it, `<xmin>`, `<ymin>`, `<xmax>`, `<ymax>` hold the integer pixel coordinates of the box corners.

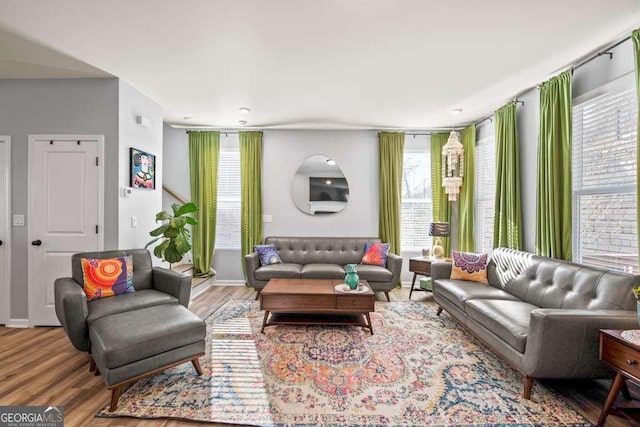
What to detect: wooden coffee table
<box><xmin>260</xmin><ymin>278</ymin><xmax>375</xmax><ymax>334</ymax></box>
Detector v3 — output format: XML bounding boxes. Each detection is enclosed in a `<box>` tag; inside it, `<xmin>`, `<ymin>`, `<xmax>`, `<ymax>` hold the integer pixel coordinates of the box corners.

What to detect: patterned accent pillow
<box><xmin>450</xmin><ymin>251</ymin><xmax>489</xmax><ymax>284</ymax></box>
<box><xmin>81</xmin><ymin>256</ymin><xmax>135</xmax><ymax>301</ymax></box>
<box><xmin>360</xmin><ymin>242</ymin><xmax>391</xmax><ymax>267</ymax></box>
<box><xmin>255</xmin><ymin>244</ymin><xmax>283</xmax><ymax>266</ymax></box>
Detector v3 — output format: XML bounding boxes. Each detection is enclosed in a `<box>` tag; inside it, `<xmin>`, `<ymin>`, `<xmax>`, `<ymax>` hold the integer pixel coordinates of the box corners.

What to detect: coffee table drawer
<box><xmin>262</xmin><ymin>294</ymin><xmax>335</xmax><ymax>311</ymax></box>
<box><xmin>336</xmin><ymin>295</ymin><xmax>374</xmax><ymax>310</ymax></box>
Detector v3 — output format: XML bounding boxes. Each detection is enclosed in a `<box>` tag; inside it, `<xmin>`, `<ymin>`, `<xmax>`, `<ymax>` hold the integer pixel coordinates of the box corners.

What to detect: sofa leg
<box><xmin>192</xmin><ymin>357</ymin><xmax>203</xmax><ymax>375</ymax></box>
<box><xmin>384</xmin><ymin>291</ymin><xmax>390</xmax><ymax>302</ymax></box>
<box><xmin>94</xmin><ymin>366</ymin><xmax>101</xmax><ymax>376</ymax></box>
<box><xmin>255</xmin><ymin>290</ymin><xmax>261</xmax><ymax>301</ymax></box>
<box><xmin>88</xmin><ymin>355</ymin><xmax>96</xmax><ymax>372</ymax></box>
<box><xmin>436</xmin><ymin>306</ymin><xmax>443</xmax><ymax>316</ymax></box>
<box><xmin>109</xmin><ymin>385</ymin><xmax>124</xmax><ymax>412</ymax></box>
<box><xmin>523</xmin><ymin>375</ymin><xmax>533</xmax><ymax>400</ymax></box>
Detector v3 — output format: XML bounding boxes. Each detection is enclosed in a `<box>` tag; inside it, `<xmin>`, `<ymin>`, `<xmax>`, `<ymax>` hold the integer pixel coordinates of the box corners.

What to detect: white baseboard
<box><xmin>7</xmin><ymin>318</ymin><xmax>29</xmax><ymax>328</ymax></box>
<box><xmin>212</xmin><ymin>280</ymin><xmax>246</xmax><ymax>286</ymax></box>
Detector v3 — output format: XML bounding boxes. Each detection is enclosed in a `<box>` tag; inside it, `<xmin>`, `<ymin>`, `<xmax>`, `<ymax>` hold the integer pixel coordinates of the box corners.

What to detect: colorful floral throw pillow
<box><xmin>255</xmin><ymin>244</ymin><xmax>283</xmax><ymax>266</ymax></box>
<box><xmin>360</xmin><ymin>242</ymin><xmax>390</xmax><ymax>266</ymax></box>
<box><xmin>81</xmin><ymin>256</ymin><xmax>135</xmax><ymax>301</ymax></box>
<box><xmin>450</xmin><ymin>251</ymin><xmax>489</xmax><ymax>284</ymax></box>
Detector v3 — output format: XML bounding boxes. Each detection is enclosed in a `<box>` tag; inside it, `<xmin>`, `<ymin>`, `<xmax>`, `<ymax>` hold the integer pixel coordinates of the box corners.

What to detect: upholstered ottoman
<box><xmin>89</xmin><ymin>304</ymin><xmax>206</xmax><ymax>411</ymax></box>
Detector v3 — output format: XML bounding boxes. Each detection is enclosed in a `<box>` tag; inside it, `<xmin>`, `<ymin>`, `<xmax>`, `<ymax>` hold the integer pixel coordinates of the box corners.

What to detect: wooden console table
<box><xmin>597</xmin><ymin>329</ymin><xmax>640</xmax><ymax>426</ymax></box>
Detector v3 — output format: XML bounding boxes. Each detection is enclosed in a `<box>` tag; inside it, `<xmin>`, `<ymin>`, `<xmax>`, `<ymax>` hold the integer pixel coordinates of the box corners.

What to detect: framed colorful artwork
<box><xmin>130</xmin><ymin>147</ymin><xmax>156</xmax><ymax>189</ymax></box>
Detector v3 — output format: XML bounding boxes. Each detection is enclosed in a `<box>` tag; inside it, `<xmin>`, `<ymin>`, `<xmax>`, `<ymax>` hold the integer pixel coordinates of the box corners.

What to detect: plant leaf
<box><xmin>184</xmin><ymin>217</ymin><xmax>197</xmax><ymax>226</ymax></box>
<box><xmin>155</xmin><ymin>211</ymin><xmax>172</xmax><ymax>221</ymax></box>
<box><xmin>149</xmin><ymin>224</ymin><xmax>169</xmax><ymax>237</ymax></box>
<box><xmin>171</xmin><ymin>203</ymin><xmax>181</xmax><ymax>216</ymax></box>
<box><xmin>164</xmin><ymin>242</ymin><xmax>182</xmax><ymax>263</ymax></box>
<box><xmin>174</xmin><ymin>233</ymin><xmax>190</xmax><ymax>254</ymax></box>
<box><xmin>171</xmin><ymin>217</ymin><xmax>187</xmax><ymax>228</ymax></box>
<box><xmin>153</xmin><ymin>239</ymin><xmax>169</xmax><ymax>258</ymax></box>
<box><xmin>175</xmin><ymin>202</ymin><xmax>198</xmax><ymax>216</ymax></box>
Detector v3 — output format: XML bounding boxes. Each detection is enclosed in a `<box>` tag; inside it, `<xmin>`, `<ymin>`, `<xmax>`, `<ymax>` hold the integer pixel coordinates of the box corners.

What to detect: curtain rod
<box><xmin>186</xmin><ymin>130</ymin><xmax>239</xmax><ymax>135</ymax></box>
<box><xmin>571</xmin><ymin>35</ymin><xmax>630</xmax><ymax>73</ymax></box>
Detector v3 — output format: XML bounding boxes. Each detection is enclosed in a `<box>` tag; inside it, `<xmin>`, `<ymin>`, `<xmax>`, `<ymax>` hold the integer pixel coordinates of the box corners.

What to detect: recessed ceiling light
<box><xmin>451</xmin><ymin>108</ymin><xmax>463</xmax><ymax>114</ymax></box>
<box><xmin>183</xmin><ymin>116</ymin><xmax>195</xmax><ymax>121</ymax></box>
<box><xmin>238</xmin><ymin>120</ymin><xmax>248</xmax><ymax>126</ymax></box>
<box><xmin>326</xmin><ymin>159</ymin><xmax>336</xmax><ymax>166</ymax></box>
<box><xmin>239</xmin><ymin>107</ymin><xmax>251</xmax><ymax>114</ymax></box>
<box><xmin>325</xmin><ymin>180</ymin><xmax>332</xmax><ymax>185</ymax></box>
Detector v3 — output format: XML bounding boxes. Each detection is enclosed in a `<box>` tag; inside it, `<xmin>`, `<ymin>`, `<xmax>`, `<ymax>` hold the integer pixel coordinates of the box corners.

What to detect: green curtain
<box><xmin>458</xmin><ymin>125</ymin><xmax>476</xmax><ymax>252</ymax></box>
<box><xmin>378</xmin><ymin>132</ymin><xmax>404</xmax><ymax>255</ymax></box>
<box><xmin>240</xmin><ymin>131</ymin><xmax>263</xmax><ymax>279</ymax></box>
<box><xmin>430</xmin><ymin>132</ymin><xmax>451</xmax><ymax>256</ymax></box>
<box><xmin>633</xmin><ymin>29</ymin><xmax>640</xmax><ymax>268</ymax></box>
<box><xmin>188</xmin><ymin>131</ymin><xmax>219</xmax><ymax>277</ymax></box>
<box><xmin>493</xmin><ymin>102</ymin><xmax>523</xmax><ymax>249</ymax></box>
<box><xmin>536</xmin><ymin>71</ymin><xmax>572</xmax><ymax>260</ymax></box>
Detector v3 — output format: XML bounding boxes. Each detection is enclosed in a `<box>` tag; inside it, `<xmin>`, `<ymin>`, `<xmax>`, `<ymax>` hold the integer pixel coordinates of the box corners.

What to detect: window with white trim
<box><xmin>572</xmin><ymin>79</ymin><xmax>638</xmax><ymax>273</ymax></box>
<box><xmin>474</xmin><ymin>134</ymin><xmax>496</xmax><ymax>254</ymax></box>
<box><xmin>401</xmin><ymin>141</ymin><xmax>432</xmax><ymax>251</ymax></box>
<box><xmin>215</xmin><ymin>136</ymin><xmax>241</xmax><ymax>249</ymax></box>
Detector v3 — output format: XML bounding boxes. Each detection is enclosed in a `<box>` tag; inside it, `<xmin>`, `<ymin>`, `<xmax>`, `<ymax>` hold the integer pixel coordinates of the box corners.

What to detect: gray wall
<box><xmin>0</xmin><ymin>78</ymin><xmax>119</xmax><ymax>319</ymax></box>
<box><xmin>163</xmin><ymin>128</ymin><xmax>380</xmax><ymax>282</ymax></box>
<box><xmin>117</xmin><ymin>81</ymin><xmax>163</xmax><ymax>254</ymax></box>
<box><xmin>515</xmin><ymin>38</ymin><xmax>634</xmax><ymax>253</ymax></box>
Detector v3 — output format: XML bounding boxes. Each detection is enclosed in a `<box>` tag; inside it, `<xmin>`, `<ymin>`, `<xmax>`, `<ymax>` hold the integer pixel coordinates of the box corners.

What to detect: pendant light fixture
<box><xmin>442</xmin><ymin>130</ymin><xmax>464</xmax><ymax>201</ymax></box>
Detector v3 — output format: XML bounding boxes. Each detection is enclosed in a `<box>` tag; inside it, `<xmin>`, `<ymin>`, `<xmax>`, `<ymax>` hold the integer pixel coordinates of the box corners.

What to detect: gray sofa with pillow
<box><xmin>245</xmin><ymin>236</ymin><xmax>403</xmax><ymax>301</ymax></box>
<box><xmin>432</xmin><ymin>247</ymin><xmax>639</xmax><ymax>399</ymax></box>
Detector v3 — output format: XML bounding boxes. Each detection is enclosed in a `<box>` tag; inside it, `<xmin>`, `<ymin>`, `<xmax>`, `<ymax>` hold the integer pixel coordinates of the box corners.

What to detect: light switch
<box><xmin>263</xmin><ymin>214</ymin><xmax>273</xmax><ymax>223</ymax></box>
<box><xmin>13</xmin><ymin>214</ymin><xmax>24</xmax><ymax>227</ymax></box>
<box><xmin>131</xmin><ymin>216</ymin><xmax>137</xmax><ymax>228</ymax></box>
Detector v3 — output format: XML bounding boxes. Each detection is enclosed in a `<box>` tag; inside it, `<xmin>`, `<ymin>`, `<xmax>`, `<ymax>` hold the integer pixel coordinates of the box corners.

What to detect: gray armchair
<box><xmin>54</xmin><ymin>249</ymin><xmax>205</xmax><ymax>411</ymax></box>
<box><xmin>54</xmin><ymin>249</ymin><xmax>191</xmax><ymax>352</ymax></box>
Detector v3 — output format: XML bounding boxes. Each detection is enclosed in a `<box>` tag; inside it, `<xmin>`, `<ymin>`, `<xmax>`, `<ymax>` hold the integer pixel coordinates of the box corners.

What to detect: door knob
<box><xmin>31</xmin><ymin>239</ymin><xmax>42</xmax><ymax>246</ymax></box>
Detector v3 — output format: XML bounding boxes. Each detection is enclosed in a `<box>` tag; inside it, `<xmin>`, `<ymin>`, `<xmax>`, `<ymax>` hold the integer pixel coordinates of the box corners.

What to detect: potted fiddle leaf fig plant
<box><xmin>146</xmin><ymin>202</ymin><xmax>198</xmax><ymax>266</ymax></box>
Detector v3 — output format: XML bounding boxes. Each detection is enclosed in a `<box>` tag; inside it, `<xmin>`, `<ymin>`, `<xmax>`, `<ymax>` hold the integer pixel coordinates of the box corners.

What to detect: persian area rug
<box><xmin>97</xmin><ymin>299</ymin><xmax>590</xmax><ymax>426</ymax></box>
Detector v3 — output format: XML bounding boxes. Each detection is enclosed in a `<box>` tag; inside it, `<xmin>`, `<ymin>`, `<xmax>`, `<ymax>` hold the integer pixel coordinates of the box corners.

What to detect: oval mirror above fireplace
<box><xmin>291</xmin><ymin>154</ymin><xmax>349</xmax><ymax>215</ymax></box>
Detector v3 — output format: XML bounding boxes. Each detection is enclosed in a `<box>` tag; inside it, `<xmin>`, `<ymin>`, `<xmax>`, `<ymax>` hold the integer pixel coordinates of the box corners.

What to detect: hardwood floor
<box><xmin>1</xmin><ymin>285</ymin><xmax>638</xmax><ymax>427</ymax></box>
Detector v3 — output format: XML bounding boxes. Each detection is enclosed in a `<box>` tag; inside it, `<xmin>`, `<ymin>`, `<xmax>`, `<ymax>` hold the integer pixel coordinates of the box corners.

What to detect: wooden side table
<box><xmin>409</xmin><ymin>257</ymin><xmax>433</xmax><ymax>299</ymax></box>
<box><xmin>597</xmin><ymin>329</ymin><xmax>640</xmax><ymax>426</ymax></box>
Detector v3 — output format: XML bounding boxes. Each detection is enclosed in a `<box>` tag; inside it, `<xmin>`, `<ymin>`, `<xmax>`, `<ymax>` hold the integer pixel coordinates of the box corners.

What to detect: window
<box><xmin>215</xmin><ymin>137</ymin><xmax>241</xmax><ymax>249</ymax></box>
<box><xmin>572</xmin><ymin>80</ymin><xmax>638</xmax><ymax>273</ymax></box>
<box><xmin>401</xmin><ymin>142</ymin><xmax>432</xmax><ymax>251</ymax></box>
<box><xmin>474</xmin><ymin>135</ymin><xmax>496</xmax><ymax>254</ymax></box>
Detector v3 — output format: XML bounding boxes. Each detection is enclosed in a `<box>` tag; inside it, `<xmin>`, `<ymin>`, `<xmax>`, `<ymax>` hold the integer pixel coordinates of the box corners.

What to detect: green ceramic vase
<box><xmin>345</xmin><ymin>263</ymin><xmax>359</xmax><ymax>290</ymax></box>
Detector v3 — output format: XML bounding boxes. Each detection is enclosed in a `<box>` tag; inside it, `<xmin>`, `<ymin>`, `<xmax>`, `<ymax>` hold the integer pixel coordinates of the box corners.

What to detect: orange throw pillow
<box><xmin>450</xmin><ymin>251</ymin><xmax>489</xmax><ymax>284</ymax></box>
<box><xmin>81</xmin><ymin>256</ymin><xmax>135</xmax><ymax>300</ymax></box>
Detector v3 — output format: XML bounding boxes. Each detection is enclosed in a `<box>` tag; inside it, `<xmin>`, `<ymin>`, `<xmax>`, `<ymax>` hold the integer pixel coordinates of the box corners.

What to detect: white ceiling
<box><xmin>0</xmin><ymin>0</ymin><xmax>639</xmax><ymax>130</ymax></box>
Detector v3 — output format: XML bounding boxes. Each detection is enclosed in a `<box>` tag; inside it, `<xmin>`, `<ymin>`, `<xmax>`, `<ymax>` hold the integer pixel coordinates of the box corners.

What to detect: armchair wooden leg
<box><xmin>109</xmin><ymin>385</ymin><xmax>124</xmax><ymax>412</ymax></box>
<box><xmin>384</xmin><ymin>291</ymin><xmax>390</xmax><ymax>302</ymax></box>
<box><xmin>192</xmin><ymin>357</ymin><xmax>203</xmax><ymax>375</ymax></box>
<box><xmin>254</xmin><ymin>291</ymin><xmax>261</xmax><ymax>301</ymax></box>
<box><xmin>88</xmin><ymin>355</ymin><xmax>96</xmax><ymax>372</ymax></box>
<box><xmin>523</xmin><ymin>375</ymin><xmax>533</xmax><ymax>400</ymax></box>
<box><xmin>436</xmin><ymin>306</ymin><xmax>443</xmax><ymax>316</ymax></box>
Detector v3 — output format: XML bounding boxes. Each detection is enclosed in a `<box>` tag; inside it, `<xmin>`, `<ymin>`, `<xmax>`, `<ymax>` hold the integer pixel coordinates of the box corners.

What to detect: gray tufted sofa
<box><xmin>245</xmin><ymin>236</ymin><xmax>403</xmax><ymax>301</ymax></box>
<box><xmin>432</xmin><ymin>247</ymin><xmax>639</xmax><ymax>400</ymax></box>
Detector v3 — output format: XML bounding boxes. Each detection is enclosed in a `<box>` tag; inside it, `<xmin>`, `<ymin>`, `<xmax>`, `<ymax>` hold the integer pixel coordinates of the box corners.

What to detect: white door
<box><xmin>28</xmin><ymin>136</ymin><xmax>103</xmax><ymax>326</ymax></box>
<box><xmin>0</xmin><ymin>136</ymin><xmax>10</xmax><ymax>325</ymax></box>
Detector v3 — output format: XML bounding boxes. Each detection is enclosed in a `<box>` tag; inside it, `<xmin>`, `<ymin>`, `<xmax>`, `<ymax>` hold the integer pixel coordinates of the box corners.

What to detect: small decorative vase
<box><xmin>345</xmin><ymin>263</ymin><xmax>359</xmax><ymax>290</ymax></box>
